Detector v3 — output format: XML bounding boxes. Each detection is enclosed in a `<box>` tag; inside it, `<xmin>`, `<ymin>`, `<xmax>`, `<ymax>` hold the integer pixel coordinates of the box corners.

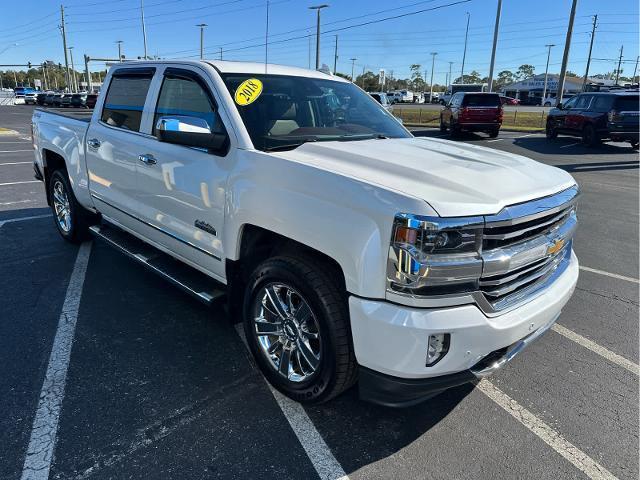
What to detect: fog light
<box><xmin>426</xmin><ymin>333</ymin><xmax>450</xmax><ymax>366</ymax></box>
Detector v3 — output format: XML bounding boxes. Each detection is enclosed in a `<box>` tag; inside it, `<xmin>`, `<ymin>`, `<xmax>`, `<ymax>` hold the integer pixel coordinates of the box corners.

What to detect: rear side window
<box><xmin>463</xmin><ymin>94</ymin><xmax>500</xmax><ymax>107</ymax></box>
<box><xmin>591</xmin><ymin>96</ymin><xmax>614</xmax><ymax>112</ymax></box>
<box><xmin>101</xmin><ymin>74</ymin><xmax>153</xmax><ymax>131</ymax></box>
<box><xmin>614</xmin><ymin>96</ymin><xmax>639</xmax><ymax>112</ymax></box>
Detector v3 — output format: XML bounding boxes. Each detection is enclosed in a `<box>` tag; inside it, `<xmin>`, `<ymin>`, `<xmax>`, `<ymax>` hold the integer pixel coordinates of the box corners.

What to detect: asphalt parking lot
<box><xmin>1</xmin><ymin>105</ymin><xmax>638</xmax><ymax>480</ymax></box>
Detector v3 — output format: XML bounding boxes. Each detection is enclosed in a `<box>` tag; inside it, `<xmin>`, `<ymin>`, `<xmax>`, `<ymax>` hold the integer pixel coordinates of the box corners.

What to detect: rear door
<box><xmin>85</xmin><ymin>67</ymin><xmax>156</xmax><ymax>226</ymax></box>
<box><xmin>131</xmin><ymin>65</ymin><xmax>233</xmax><ymax>279</ymax></box>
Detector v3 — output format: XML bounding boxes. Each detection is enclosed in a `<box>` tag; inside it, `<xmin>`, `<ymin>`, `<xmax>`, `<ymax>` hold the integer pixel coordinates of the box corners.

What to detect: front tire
<box><xmin>243</xmin><ymin>255</ymin><xmax>357</xmax><ymax>404</ymax></box>
<box><xmin>546</xmin><ymin>121</ymin><xmax>558</xmax><ymax>139</ymax></box>
<box><xmin>439</xmin><ymin>116</ymin><xmax>447</xmax><ymax>132</ymax></box>
<box><xmin>48</xmin><ymin>169</ymin><xmax>94</xmax><ymax>243</ymax></box>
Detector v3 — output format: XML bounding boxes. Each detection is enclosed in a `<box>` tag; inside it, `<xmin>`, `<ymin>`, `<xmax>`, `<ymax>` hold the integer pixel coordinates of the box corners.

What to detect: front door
<box><xmin>133</xmin><ymin>65</ymin><xmax>231</xmax><ymax>280</ymax></box>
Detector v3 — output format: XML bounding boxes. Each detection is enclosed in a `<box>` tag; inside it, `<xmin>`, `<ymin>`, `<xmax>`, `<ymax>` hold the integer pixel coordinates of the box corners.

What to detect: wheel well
<box><xmin>225</xmin><ymin>224</ymin><xmax>347</xmax><ymax>321</ymax></box>
<box><xmin>42</xmin><ymin>149</ymin><xmax>67</xmax><ymax>206</ymax></box>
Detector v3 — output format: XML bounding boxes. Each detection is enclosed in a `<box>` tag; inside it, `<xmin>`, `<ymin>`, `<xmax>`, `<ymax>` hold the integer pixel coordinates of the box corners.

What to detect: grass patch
<box><xmin>394</xmin><ymin>108</ymin><xmax>548</xmax><ymax>130</ymax></box>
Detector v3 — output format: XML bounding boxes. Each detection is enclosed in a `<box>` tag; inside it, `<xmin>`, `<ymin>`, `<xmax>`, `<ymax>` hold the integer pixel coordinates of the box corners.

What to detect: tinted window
<box><xmin>153</xmin><ymin>74</ymin><xmax>224</xmax><ymax>135</ymax></box>
<box><xmin>101</xmin><ymin>74</ymin><xmax>153</xmax><ymax>131</ymax></box>
<box><xmin>574</xmin><ymin>95</ymin><xmax>592</xmax><ymax>109</ymax></box>
<box><xmin>614</xmin><ymin>95</ymin><xmax>639</xmax><ymax>111</ymax></box>
<box><xmin>370</xmin><ymin>94</ymin><xmax>381</xmax><ymax>103</ymax></box>
<box><xmin>562</xmin><ymin>96</ymin><xmax>578</xmax><ymax>109</ymax></box>
<box><xmin>463</xmin><ymin>94</ymin><xmax>500</xmax><ymax>107</ymax></box>
<box><xmin>591</xmin><ymin>96</ymin><xmax>613</xmax><ymax>112</ymax></box>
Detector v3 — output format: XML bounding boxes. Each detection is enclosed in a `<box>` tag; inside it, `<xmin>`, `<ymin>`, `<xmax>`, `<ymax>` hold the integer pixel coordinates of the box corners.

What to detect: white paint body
<box><xmin>32</xmin><ymin>60</ymin><xmax>579</xmax><ymax>380</ymax></box>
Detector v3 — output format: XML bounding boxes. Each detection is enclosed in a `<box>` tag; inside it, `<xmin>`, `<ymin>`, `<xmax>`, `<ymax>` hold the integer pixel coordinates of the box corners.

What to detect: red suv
<box><xmin>440</xmin><ymin>92</ymin><xmax>502</xmax><ymax>138</ymax></box>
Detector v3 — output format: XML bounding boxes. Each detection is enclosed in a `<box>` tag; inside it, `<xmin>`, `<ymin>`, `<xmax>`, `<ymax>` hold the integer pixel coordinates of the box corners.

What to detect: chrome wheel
<box><xmin>252</xmin><ymin>283</ymin><xmax>321</xmax><ymax>383</ymax></box>
<box><xmin>52</xmin><ymin>179</ymin><xmax>71</xmax><ymax>233</ymax></box>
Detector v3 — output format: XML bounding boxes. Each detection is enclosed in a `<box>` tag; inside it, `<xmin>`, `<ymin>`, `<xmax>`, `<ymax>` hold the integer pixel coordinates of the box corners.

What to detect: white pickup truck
<box><xmin>32</xmin><ymin>60</ymin><xmax>579</xmax><ymax>407</ymax></box>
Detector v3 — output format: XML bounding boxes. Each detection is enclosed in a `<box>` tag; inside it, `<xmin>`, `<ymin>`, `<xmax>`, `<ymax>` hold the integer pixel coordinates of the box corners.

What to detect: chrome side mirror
<box><xmin>155</xmin><ymin>115</ymin><xmax>227</xmax><ymax>151</ymax></box>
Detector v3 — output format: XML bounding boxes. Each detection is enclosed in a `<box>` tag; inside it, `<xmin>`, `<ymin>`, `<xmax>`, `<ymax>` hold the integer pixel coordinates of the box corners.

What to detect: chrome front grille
<box><xmin>478</xmin><ymin>186</ymin><xmax>579</xmax><ymax>312</ymax></box>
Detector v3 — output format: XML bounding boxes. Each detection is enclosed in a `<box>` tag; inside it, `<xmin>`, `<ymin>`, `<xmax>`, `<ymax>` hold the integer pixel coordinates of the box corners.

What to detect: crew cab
<box><xmin>546</xmin><ymin>91</ymin><xmax>639</xmax><ymax>149</ymax></box>
<box><xmin>32</xmin><ymin>60</ymin><xmax>579</xmax><ymax>407</ymax></box>
<box><xmin>440</xmin><ymin>92</ymin><xmax>503</xmax><ymax>138</ymax></box>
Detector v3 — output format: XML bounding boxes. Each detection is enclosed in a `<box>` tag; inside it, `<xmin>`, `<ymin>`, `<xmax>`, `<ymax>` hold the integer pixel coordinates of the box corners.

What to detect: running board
<box><xmin>89</xmin><ymin>224</ymin><xmax>226</xmax><ymax>305</ymax></box>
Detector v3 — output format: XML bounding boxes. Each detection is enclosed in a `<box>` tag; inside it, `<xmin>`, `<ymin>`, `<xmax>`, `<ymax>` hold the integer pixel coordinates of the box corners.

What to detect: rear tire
<box><xmin>582</xmin><ymin>124</ymin><xmax>600</xmax><ymax>147</ymax></box>
<box><xmin>488</xmin><ymin>129</ymin><xmax>499</xmax><ymax>138</ymax></box>
<box><xmin>243</xmin><ymin>255</ymin><xmax>357</xmax><ymax>404</ymax></box>
<box><xmin>48</xmin><ymin>169</ymin><xmax>95</xmax><ymax>243</ymax></box>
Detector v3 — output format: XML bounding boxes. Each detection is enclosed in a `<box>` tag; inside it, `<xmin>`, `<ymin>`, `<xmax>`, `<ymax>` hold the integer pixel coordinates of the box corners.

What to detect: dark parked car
<box><xmin>70</xmin><ymin>92</ymin><xmax>88</xmax><ymax>107</ymax></box>
<box><xmin>440</xmin><ymin>92</ymin><xmax>502</xmax><ymax>138</ymax></box>
<box><xmin>44</xmin><ymin>92</ymin><xmax>56</xmax><ymax>105</ymax></box>
<box><xmin>546</xmin><ymin>91</ymin><xmax>639</xmax><ymax>148</ymax></box>
<box><xmin>36</xmin><ymin>93</ymin><xmax>48</xmax><ymax>105</ymax></box>
<box><xmin>85</xmin><ymin>93</ymin><xmax>98</xmax><ymax>109</ymax></box>
<box><xmin>60</xmin><ymin>94</ymin><xmax>72</xmax><ymax>107</ymax></box>
<box><xmin>369</xmin><ymin>92</ymin><xmax>393</xmax><ymax>113</ymax></box>
<box><xmin>51</xmin><ymin>93</ymin><xmax>63</xmax><ymax>107</ymax></box>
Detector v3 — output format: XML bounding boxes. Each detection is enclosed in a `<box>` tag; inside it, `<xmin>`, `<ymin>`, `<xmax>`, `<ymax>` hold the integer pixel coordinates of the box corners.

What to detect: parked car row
<box><xmin>31</xmin><ymin>91</ymin><xmax>99</xmax><ymax>109</ymax></box>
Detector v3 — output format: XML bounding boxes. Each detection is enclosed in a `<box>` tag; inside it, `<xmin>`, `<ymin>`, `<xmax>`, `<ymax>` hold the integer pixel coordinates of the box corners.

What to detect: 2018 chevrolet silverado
<box><xmin>32</xmin><ymin>60</ymin><xmax>579</xmax><ymax>407</ymax></box>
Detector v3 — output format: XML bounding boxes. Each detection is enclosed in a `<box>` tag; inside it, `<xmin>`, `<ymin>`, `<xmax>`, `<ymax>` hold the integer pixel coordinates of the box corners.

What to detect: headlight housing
<box><xmin>387</xmin><ymin>214</ymin><xmax>484</xmax><ymax>296</ymax></box>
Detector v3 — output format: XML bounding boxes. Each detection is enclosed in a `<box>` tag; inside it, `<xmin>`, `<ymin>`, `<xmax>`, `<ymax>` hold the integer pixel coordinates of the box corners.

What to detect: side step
<box><xmin>89</xmin><ymin>224</ymin><xmax>226</xmax><ymax>306</ymax></box>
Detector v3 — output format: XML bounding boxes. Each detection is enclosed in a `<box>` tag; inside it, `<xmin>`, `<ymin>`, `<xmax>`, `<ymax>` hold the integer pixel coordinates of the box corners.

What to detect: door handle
<box><xmin>138</xmin><ymin>154</ymin><xmax>157</xmax><ymax>165</ymax></box>
<box><xmin>87</xmin><ymin>138</ymin><xmax>101</xmax><ymax>149</ymax></box>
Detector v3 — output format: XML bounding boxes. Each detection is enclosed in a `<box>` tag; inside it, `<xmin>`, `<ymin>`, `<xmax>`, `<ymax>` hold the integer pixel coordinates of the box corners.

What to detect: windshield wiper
<box><xmin>337</xmin><ymin>133</ymin><xmax>389</xmax><ymax>141</ymax></box>
<box><xmin>263</xmin><ymin>138</ymin><xmax>318</xmax><ymax>152</ymax></box>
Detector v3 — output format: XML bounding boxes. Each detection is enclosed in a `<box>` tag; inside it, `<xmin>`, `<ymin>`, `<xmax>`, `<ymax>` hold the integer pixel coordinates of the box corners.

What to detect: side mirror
<box><xmin>155</xmin><ymin>115</ymin><xmax>227</xmax><ymax>151</ymax></box>
<box><xmin>557</xmin><ymin>102</ymin><xmax>563</xmax><ymax>110</ymax></box>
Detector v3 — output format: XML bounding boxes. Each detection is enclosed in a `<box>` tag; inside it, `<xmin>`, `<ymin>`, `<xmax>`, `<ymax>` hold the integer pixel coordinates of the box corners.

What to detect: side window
<box><xmin>592</xmin><ymin>96</ymin><xmax>613</xmax><ymax>112</ymax></box>
<box><xmin>153</xmin><ymin>73</ymin><xmax>225</xmax><ymax>136</ymax></box>
<box><xmin>574</xmin><ymin>95</ymin><xmax>591</xmax><ymax>110</ymax></box>
<box><xmin>101</xmin><ymin>73</ymin><xmax>153</xmax><ymax>131</ymax></box>
<box><xmin>562</xmin><ymin>96</ymin><xmax>578</xmax><ymax>109</ymax></box>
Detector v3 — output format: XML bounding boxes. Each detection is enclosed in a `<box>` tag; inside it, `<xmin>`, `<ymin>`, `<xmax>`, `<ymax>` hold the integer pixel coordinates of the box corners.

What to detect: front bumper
<box><xmin>350</xmin><ymin>250</ymin><xmax>579</xmax><ymax>406</ymax></box>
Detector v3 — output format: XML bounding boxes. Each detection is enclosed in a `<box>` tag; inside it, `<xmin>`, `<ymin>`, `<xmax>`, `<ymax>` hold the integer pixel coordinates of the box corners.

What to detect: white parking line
<box><xmin>478</xmin><ymin>380</ymin><xmax>619</xmax><ymax>480</ymax></box>
<box><xmin>0</xmin><ymin>141</ymin><xmax>31</xmax><ymax>144</ymax></box>
<box><xmin>0</xmin><ymin>149</ymin><xmax>32</xmax><ymax>153</ymax></box>
<box><xmin>0</xmin><ymin>161</ymin><xmax>31</xmax><ymax>165</ymax></box>
<box><xmin>487</xmin><ymin>139</ymin><xmax>503</xmax><ymax>142</ymax></box>
<box><xmin>579</xmin><ymin>266</ymin><xmax>639</xmax><ymax>284</ymax></box>
<box><xmin>0</xmin><ymin>180</ymin><xmax>40</xmax><ymax>186</ymax></box>
<box><xmin>516</xmin><ymin>133</ymin><xmax>540</xmax><ymax>138</ymax></box>
<box><xmin>235</xmin><ymin>325</ymin><xmax>349</xmax><ymax>480</ymax></box>
<box><xmin>552</xmin><ymin>324</ymin><xmax>639</xmax><ymax>375</ymax></box>
<box><xmin>560</xmin><ymin>142</ymin><xmax>580</xmax><ymax>149</ymax></box>
<box><xmin>21</xmin><ymin>242</ymin><xmax>92</xmax><ymax>480</ymax></box>
<box><xmin>0</xmin><ymin>213</ymin><xmax>51</xmax><ymax>227</ymax></box>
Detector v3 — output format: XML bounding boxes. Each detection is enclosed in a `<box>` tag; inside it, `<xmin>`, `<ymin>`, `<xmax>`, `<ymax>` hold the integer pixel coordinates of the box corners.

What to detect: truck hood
<box><xmin>276</xmin><ymin>137</ymin><xmax>576</xmax><ymax>217</ymax></box>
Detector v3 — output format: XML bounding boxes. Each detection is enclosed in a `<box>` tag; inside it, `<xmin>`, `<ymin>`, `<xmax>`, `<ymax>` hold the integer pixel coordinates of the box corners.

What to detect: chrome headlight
<box><xmin>387</xmin><ymin>214</ymin><xmax>484</xmax><ymax>296</ymax></box>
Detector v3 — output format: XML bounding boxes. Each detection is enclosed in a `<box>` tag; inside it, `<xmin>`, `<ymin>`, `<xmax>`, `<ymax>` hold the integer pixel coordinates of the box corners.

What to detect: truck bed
<box><xmin>34</xmin><ymin>107</ymin><xmax>93</xmax><ymax>122</ymax></box>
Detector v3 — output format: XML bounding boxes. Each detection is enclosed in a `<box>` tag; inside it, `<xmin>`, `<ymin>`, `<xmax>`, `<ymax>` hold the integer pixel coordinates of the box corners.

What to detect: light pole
<box><xmin>487</xmin><ymin>0</ymin><xmax>502</xmax><ymax>92</ymax></box>
<box><xmin>141</xmin><ymin>0</ymin><xmax>148</xmax><ymax>60</ymax></box>
<box><xmin>116</xmin><ymin>40</ymin><xmax>124</xmax><ymax>62</ymax></box>
<box><xmin>350</xmin><ymin>57</ymin><xmax>357</xmax><ymax>82</ymax></box>
<box><xmin>429</xmin><ymin>52</ymin><xmax>437</xmax><ymax>103</ymax></box>
<box><xmin>196</xmin><ymin>24</ymin><xmax>207</xmax><ymax>59</ymax></box>
<box><xmin>68</xmin><ymin>46</ymin><xmax>77</xmax><ymax>92</ymax></box>
<box><xmin>541</xmin><ymin>44</ymin><xmax>555</xmax><ymax>106</ymax></box>
<box><xmin>460</xmin><ymin>11</ymin><xmax>470</xmax><ymax>83</ymax></box>
<box><xmin>264</xmin><ymin>1</ymin><xmax>269</xmax><ymax>71</ymax></box>
<box><xmin>448</xmin><ymin>61</ymin><xmax>453</xmax><ymax>88</ymax></box>
<box><xmin>309</xmin><ymin>4</ymin><xmax>329</xmax><ymax>70</ymax></box>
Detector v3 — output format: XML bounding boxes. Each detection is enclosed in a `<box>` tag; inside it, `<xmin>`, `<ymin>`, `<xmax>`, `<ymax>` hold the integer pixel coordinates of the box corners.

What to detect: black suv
<box><xmin>546</xmin><ymin>91</ymin><xmax>639</xmax><ymax>148</ymax></box>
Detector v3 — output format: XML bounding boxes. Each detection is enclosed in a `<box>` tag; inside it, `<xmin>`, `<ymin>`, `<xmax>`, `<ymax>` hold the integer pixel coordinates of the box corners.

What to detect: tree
<box><xmin>355</xmin><ymin>71</ymin><xmax>381</xmax><ymax>91</ymax></box>
<box><xmin>565</xmin><ymin>70</ymin><xmax>580</xmax><ymax>78</ymax></box>
<box><xmin>409</xmin><ymin>64</ymin><xmax>425</xmax><ymax>91</ymax></box>
<box><xmin>452</xmin><ymin>70</ymin><xmax>482</xmax><ymax>84</ymax></box>
<box><xmin>515</xmin><ymin>64</ymin><xmax>535</xmax><ymax>80</ymax></box>
<box><xmin>496</xmin><ymin>70</ymin><xmax>515</xmax><ymax>89</ymax></box>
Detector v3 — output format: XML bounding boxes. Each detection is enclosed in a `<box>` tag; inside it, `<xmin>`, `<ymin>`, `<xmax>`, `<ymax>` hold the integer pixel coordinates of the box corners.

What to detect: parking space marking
<box><xmin>235</xmin><ymin>325</ymin><xmax>349</xmax><ymax>480</ymax></box>
<box><xmin>478</xmin><ymin>380</ymin><xmax>619</xmax><ymax>480</ymax></box>
<box><xmin>20</xmin><ymin>242</ymin><xmax>92</xmax><ymax>480</ymax></box>
<box><xmin>0</xmin><ymin>141</ymin><xmax>31</xmax><ymax>144</ymax></box>
<box><xmin>0</xmin><ymin>180</ymin><xmax>40</xmax><ymax>186</ymax></box>
<box><xmin>579</xmin><ymin>266</ymin><xmax>639</xmax><ymax>284</ymax></box>
<box><xmin>0</xmin><ymin>149</ymin><xmax>32</xmax><ymax>153</ymax></box>
<box><xmin>0</xmin><ymin>213</ymin><xmax>51</xmax><ymax>227</ymax></box>
<box><xmin>0</xmin><ymin>161</ymin><xmax>31</xmax><ymax>165</ymax></box>
<box><xmin>516</xmin><ymin>133</ymin><xmax>541</xmax><ymax>138</ymax></box>
<box><xmin>488</xmin><ymin>139</ymin><xmax>503</xmax><ymax>142</ymax></box>
<box><xmin>552</xmin><ymin>324</ymin><xmax>639</xmax><ymax>375</ymax></box>
<box><xmin>560</xmin><ymin>142</ymin><xmax>581</xmax><ymax>149</ymax></box>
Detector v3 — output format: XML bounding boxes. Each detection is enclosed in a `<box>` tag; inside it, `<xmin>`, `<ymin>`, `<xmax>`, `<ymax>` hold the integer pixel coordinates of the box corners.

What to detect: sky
<box><xmin>0</xmin><ymin>0</ymin><xmax>638</xmax><ymax>85</ymax></box>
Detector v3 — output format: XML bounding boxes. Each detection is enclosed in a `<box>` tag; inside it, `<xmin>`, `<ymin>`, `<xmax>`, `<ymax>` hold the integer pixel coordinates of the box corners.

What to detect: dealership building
<box><xmin>501</xmin><ymin>74</ymin><xmax>614</xmax><ymax>104</ymax></box>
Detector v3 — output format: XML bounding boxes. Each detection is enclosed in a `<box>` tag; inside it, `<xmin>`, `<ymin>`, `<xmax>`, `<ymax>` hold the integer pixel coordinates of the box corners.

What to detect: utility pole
<box><xmin>219</xmin><ymin>47</ymin><xmax>223</xmax><ymax>60</ymax></box>
<box><xmin>308</xmin><ymin>32</ymin><xmax>312</xmax><ymax>69</ymax></box>
<box><xmin>582</xmin><ymin>14</ymin><xmax>597</xmax><ymax>90</ymax></box>
<box><xmin>361</xmin><ymin>65</ymin><xmax>365</xmax><ymax>88</ymax></box>
<box><xmin>60</xmin><ymin>5</ymin><xmax>70</xmax><ymax>92</ymax></box>
<box><xmin>542</xmin><ymin>44</ymin><xmax>555</xmax><ymax>106</ymax></box>
<box><xmin>68</xmin><ymin>46</ymin><xmax>77</xmax><ymax>92</ymax></box>
<box><xmin>556</xmin><ymin>0</ymin><xmax>578</xmax><ymax>106</ymax></box>
<box><xmin>84</xmin><ymin>54</ymin><xmax>92</xmax><ymax>92</ymax></box>
<box><xmin>333</xmin><ymin>35</ymin><xmax>338</xmax><ymax>74</ymax></box>
<box><xmin>42</xmin><ymin>63</ymin><xmax>48</xmax><ymax>91</ymax></box>
<box><xmin>448</xmin><ymin>61</ymin><xmax>453</xmax><ymax>87</ymax></box>
<box><xmin>429</xmin><ymin>52</ymin><xmax>437</xmax><ymax>103</ymax></box>
<box><xmin>116</xmin><ymin>40</ymin><xmax>124</xmax><ymax>62</ymax></box>
<box><xmin>141</xmin><ymin>0</ymin><xmax>148</xmax><ymax>60</ymax></box>
<box><xmin>309</xmin><ymin>4</ymin><xmax>329</xmax><ymax>70</ymax></box>
<box><xmin>349</xmin><ymin>57</ymin><xmax>356</xmax><ymax>82</ymax></box>
<box><xmin>615</xmin><ymin>45</ymin><xmax>623</xmax><ymax>85</ymax></box>
<box><xmin>633</xmin><ymin>56</ymin><xmax>639</xmax><ymax>84</ymax></box>
<box><xmin>264</xmin><ymin>0</ymin><xmax>269</xmax><ymax>71</ymax></box>
<box><xmin>461</xmin><ymin>11</ymin><xmax>470</xmax><ymax>82</ymax></box>
<box><xmin>196</xmin><ymin>24</ymin><xmax>207</xmax><ymax>60</ymax></box>
<box><xmin>487</xmin><ymin>0</ymin><xmax>502</xmax><ymax>92</ymax></box>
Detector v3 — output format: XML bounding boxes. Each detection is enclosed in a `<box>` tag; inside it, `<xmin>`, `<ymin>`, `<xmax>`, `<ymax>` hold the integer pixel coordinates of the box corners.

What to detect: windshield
<box><xmin>221</xmin><ymin>73</ymin><xmax>410</xmax><ymax>151</ymax></box>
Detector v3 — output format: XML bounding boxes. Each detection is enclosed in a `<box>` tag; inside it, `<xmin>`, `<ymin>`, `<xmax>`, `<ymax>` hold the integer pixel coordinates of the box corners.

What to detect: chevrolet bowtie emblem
<box><xmin>547</xmin><ymin>238</ymin><xmax>565</xmax><ymax>255</ymax></box>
